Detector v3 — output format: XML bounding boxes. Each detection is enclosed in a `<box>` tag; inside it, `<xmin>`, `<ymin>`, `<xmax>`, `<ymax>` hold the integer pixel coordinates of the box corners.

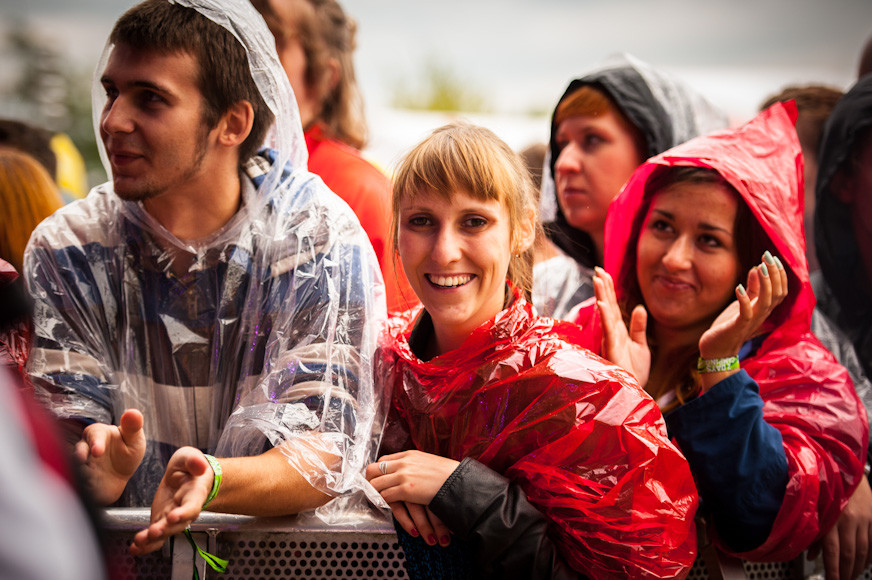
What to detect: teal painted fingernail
<box><xmin>774</xmin><ymin>256</ymin><xmax>784</xmax><ymax>269</ymax></box>
<box><xmin>737</xmin><ymin>284</ymin><xmax>746</xmax><ymax>296</ymax></box>
<box><xmin>763</xmin><ymin>251</ymin><xmax>775</xmax><ymax>265</ymax></box>
<box><xmin>760</xmin><ymin>263</ymin><xmax>769</xmax><ymax>277</ymax></box>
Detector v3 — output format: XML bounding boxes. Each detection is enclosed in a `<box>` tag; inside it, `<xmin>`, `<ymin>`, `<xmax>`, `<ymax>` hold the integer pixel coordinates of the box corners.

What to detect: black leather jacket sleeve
<box><xmin>428</xmin><ymin>457</ymin><xmax>584</xmax><ymax>580</ymax></box>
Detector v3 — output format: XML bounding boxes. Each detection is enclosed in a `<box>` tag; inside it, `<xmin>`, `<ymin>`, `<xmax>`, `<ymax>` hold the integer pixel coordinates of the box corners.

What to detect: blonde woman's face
<box><xmin>397</xmin><ymin>188</ymin><xmax>516</xmax><ymax>343</ymax></box>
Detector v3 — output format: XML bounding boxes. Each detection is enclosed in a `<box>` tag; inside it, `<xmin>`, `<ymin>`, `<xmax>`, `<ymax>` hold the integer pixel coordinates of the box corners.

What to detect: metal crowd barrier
<box><xmin>102</xmin><ymin>508</ymin><xmax>409</xmax><ymax>580</ymax></box>
<box><xmin>102</xmin><ymin>508</ymin><xmax>871</xmax><ymax>579</ymax></box>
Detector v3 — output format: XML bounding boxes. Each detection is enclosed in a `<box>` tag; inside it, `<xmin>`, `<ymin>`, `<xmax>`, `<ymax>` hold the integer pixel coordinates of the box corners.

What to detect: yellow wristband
<box><xmin>202</xmin><ymin>454</ymin><xmax>222</xmax><ymax>509</ymax></box>
<box><xmin>697</xmin><ymin>356</ymin><xmax>740</xmax><ymax>373</ymax></box>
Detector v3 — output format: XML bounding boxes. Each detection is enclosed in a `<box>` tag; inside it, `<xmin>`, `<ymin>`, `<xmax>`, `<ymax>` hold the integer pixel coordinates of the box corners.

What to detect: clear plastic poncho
<box><xmin>24</xmin><ymin>0</ymin><xmax>386</xmax><ymax>520</ymax></box>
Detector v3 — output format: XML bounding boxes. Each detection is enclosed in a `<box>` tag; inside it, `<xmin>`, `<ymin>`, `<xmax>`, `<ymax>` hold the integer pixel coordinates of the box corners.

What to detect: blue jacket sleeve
<box><xmin>665</xmin><ymin>370</ymin><xmax>789</xmax><ymax>553</ymax></box>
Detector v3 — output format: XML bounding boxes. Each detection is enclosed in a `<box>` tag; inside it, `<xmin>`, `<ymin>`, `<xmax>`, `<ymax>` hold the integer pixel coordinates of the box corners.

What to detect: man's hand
<box><xmin>810</xmin><ymin>477</ymin><xmax>872</xmax><ymax>580</ymax></box>
<box><xmin>75</xmin><ymin>408</ymin><xmax>146</xmax><ymax>505</ymax></box>
<box><xmin>130</xmin><ymin>447</ymin><xmax>214</xmax><ymax>555</ymax></box>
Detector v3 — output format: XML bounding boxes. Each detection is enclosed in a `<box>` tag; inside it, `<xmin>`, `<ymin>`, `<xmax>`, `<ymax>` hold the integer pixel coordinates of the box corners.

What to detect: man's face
<box><xmin>99</xmin><ymin>43</ymin><xmax>215</xmax><ymax>202</ymax></box>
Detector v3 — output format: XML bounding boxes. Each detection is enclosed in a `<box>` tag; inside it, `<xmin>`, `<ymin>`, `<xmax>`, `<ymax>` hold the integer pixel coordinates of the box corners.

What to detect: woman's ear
<box><xmin>515</xmin><ymin>208</ymin><xmax>537</xmax><ymax>254</ymax></box>
<box><xmin>217</xmin><ymin>100</ymin><xmax>255</xmax><ymax>148</ymax></box>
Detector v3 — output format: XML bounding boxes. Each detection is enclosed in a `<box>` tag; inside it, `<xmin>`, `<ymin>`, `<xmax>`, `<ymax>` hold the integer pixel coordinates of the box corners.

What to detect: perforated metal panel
<box><xmin>106</xmin><ymin>533</ymin><xmax>174</xmax><ymax>579</ymax></box>
<box><xmin>103</xmin><ymin>509</ymin><xmax>408</xmax><ymax>580</ymax></box>
<box><xmin>103</xmin><ymin>508</ymin><xmax>872</xmax><ymax>579</ymax></box>
<box><xmin>685</xmin><ymin>557</ymin><xmax>797</xmax><ymax>580</ymax></box>
<box><xmin>218</xmin><ymin>533</ymin><xmax>407</xmax><ymax>579</ymax></box>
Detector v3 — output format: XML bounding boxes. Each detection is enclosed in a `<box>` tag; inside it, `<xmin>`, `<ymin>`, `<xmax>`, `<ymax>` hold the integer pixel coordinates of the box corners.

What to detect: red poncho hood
<box><xmin>588</xmin><ymin>102</ymin><xmax>868</xmax><ymax>561</ymax></box>
<box><xmin>605</xmin><ymin>101</ymin><xmax>811</xmax><ymax>334</ymax></box>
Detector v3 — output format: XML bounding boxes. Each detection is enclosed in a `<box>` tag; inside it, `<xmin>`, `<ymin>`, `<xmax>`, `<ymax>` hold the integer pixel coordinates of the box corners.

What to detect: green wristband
<box><xmin>202</xmin><ymin>454</ymin><xmax>222</xmax><ymax>509</ymax></box>
<box><xmin>697</xmin><ymin>356</ymin><xmax>740</xmax><ymax>373</ymax></box>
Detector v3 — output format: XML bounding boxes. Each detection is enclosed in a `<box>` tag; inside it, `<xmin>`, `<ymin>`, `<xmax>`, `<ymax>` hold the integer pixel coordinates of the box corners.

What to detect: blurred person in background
<box><xmin>253</xmin><ymin>0</ymin><xmax>416</xmax><ymax>313</ymax></box>
<box><xmin>0</xmin><ymin>258</ymin><xmax>109</xmax><ymax>579</ymax></box>
<box><xmin>535</xmin><ymin>54</ymin><xmax>727</xmax><ymax>320</ymax></box>
<box><xmin>0</xmin><ymin>118</ymin><xmax>88</xmax><ymax>203</ymax></box>
<box><xmin>760</xmin><ymin>85</ymin><xmax>843</xmax><ymax>273</ymax></box>
<box><xmin>0</xmin><ymin>148</ymin><xmax>65</xmax><ymax>273</ymax></box>
<box><xmin>815</xmin><ymin>75</ymin><xmax>872</xmax><ymax>393</ymax></box>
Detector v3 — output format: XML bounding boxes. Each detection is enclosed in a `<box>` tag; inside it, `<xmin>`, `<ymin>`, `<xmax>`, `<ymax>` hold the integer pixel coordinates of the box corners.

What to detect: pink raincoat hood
<box><xmin>605</xmin><ymin>101</ymin><xmax>811</xmax><ymax>335</ymax></box>
<box><xmin>591</xmin><ymin>102</ymin><xmax>868</xmax><ymax>561</ymax></box>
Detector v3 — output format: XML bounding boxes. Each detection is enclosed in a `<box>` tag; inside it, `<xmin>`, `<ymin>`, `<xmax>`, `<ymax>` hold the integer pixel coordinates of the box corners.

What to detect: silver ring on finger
<box><xmin>379</xmin><ymin>461</ymin><xmax>388</xmax><ymax>475</ymax></box>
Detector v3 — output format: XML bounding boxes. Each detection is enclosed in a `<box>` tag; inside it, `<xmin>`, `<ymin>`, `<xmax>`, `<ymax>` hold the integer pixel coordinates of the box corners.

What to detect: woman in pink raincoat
<box><xmin>365</xmin><ymin>121</ymin><xmax>698</xmax><ymax>579</ymax></box>
<box><xmin>576</xmin><ymin>102</ymin><xmax>869</xmax><ymax>565</ymax></box>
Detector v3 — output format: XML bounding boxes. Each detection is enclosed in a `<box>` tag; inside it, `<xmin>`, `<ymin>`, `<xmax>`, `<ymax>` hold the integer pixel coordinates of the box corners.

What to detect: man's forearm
<box><xmin>204</xmin><ymin>445</ymin><xmax>334</xmax><ymax>516</ymax></box>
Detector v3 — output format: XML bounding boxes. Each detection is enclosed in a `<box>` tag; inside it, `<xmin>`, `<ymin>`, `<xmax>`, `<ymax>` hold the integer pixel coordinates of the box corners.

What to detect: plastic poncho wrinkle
<box><xmin>589</xmin><ymin>102</ymin><xmax>868</xmax><ymax>561</ymax></box>
<box><xmin>380</xmin><ymin>291</ymin><xmax>698</xmax><ymax>578</ymax></box>
<box><xmin>27</xmin><ymin>0</ymin><xmax>386</xmax><ymax>522</ymax></box>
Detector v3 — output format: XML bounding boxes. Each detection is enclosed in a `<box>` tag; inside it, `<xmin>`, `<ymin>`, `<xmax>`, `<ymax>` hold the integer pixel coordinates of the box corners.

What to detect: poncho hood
<box><xmin>814</xmin><ymin>75</ymin><xmax>872</xmax><ymax>320</ymax></box>
<box><xmin>605</xmin><ymin>101</ymin><xmax>811</xmax><ymax>337</ymax></box>
<box><xmin>541</xmin><ymin>54</ymin><xmax>727</xmax><ymax>268</ymax></box>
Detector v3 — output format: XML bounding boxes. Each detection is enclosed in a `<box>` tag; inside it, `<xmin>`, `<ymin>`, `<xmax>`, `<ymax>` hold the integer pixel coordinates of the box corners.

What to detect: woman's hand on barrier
<box><xmin>809</xmin><ymin>476</ymin><xmax>872</xmax><ymax>580</ymax></box>
<box><xmin>130</xmin><ymin>447</ymin><xmax>212</xmax><ymax>555</ymax></box>
<box><xmin>366</xmin><ymin>450</ymin><xmax>460</xmax><ymax>546</ymax></box>
<box><xmin>594</xmin><ymin>267</ymin><xmax>650</xmax><ymax>387</ymax></box>
<box><xmin>389</xmin><ymin>501</ymin><xmax>452</xmax><ymax>547</ymax></box>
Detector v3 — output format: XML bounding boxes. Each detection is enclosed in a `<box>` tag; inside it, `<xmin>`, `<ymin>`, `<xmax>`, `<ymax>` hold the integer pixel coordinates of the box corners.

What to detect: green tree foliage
<box><xmin>392</xmin><ymin>57</ymin><xmax>490</xmax><ymax>113</ymax></box>
<box><xmin>1</xmin><ymin>18</ymin><xmax>103</xmax><ymax>185</ymax></box>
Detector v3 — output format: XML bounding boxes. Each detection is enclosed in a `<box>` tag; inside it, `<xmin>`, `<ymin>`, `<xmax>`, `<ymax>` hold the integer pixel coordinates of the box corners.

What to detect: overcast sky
<box><xmin>2</xmin><ymin>0</ymin><xmax>870</xmax><ymax>164</ymax></box>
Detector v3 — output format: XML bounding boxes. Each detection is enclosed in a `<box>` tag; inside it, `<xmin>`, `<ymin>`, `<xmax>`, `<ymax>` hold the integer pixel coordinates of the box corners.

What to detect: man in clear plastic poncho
<box><xmin>23</xmin><ymin>0</ymin><xmax>385</xmax><ymax>554</ymax></box>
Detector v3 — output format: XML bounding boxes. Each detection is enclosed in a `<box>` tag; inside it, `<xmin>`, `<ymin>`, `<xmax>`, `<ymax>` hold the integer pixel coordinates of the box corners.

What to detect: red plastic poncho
<box><xmin>575</xmin><ymin>102</ymin><xmax>869</xmax><ymax>561</ymax></box>
<box><xmin>378</xmin><ymin>288</ymin><xmax>698</xmax><ymax>579</ymax></box>
<box><xmin>305</xmin><ymin>124</ymin><xmax>418</xmax><ymax>315</ymax></box>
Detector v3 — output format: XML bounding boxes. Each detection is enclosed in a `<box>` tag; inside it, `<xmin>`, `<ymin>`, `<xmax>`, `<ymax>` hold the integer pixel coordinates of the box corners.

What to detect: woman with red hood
<box><xmin>575</xmin><ymin>102</ymin><xmax>869</xmax><ymax>564</ymax></box>
<box><xmin>365</xmin><ymin>122</ymin><xmax>698</xmax><ymax>579</ymax></box>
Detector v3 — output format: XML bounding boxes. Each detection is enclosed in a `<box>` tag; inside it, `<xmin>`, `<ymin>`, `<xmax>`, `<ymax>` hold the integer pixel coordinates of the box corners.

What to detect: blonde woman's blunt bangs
<box><xmin>391</xmin><ymin>122</ymin><xmax>540</xmax><ymax>299</ymax></box>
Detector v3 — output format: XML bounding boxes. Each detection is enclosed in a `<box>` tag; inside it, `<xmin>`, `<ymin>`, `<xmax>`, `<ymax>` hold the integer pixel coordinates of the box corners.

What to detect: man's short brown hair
<box><xmin>110</xmin><ymin>0</ymin><xmax>274</xmax><ymax>164</ymax></box>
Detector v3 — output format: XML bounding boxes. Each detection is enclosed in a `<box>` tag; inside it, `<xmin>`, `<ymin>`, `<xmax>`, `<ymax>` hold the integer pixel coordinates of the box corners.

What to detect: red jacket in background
<box><xmin>305</xmin><ymin>124</ymin><xmax>417</xmax><ymax>314</ymax></box>
<box><xmin>379</xmin><ymin>288</ymin><xmax>699</xmax><ymax>579</ymax></box>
